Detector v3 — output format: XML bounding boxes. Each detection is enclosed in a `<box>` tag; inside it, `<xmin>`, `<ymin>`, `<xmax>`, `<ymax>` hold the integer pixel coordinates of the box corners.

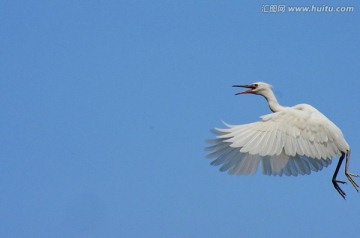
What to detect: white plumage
<box><xmin>206</xmin><ymin>82</ymin><xmax>358</xmax><ymax>198</ymax></box>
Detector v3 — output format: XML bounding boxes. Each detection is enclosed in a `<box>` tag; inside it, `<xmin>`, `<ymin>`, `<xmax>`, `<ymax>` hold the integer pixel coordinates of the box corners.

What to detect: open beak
<box><xmin>232</xmin><ymin>84</ymin><xmax>256</xmax><ymax>95</ymax></box>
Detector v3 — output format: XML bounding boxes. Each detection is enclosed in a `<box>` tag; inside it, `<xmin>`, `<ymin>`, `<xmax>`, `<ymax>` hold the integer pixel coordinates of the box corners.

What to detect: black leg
<box><xmin>345</xmin><ymin>150</ymin><xmax>359</xmax><ymax>192</ymax></box>
<box><xmin>332</xmin><ymin>153</ymin><xmax>346</xmax><ymax>199</ymax></box>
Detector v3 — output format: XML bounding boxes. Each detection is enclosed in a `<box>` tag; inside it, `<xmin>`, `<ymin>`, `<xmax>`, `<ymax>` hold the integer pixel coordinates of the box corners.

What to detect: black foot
<box><xmin>332</xmin><ymin>180</ymin><xmax>346</xmax><ymax>199</ymax></box>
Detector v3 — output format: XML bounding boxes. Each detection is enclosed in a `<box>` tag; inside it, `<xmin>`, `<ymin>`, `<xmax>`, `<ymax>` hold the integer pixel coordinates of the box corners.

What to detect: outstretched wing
<box><xmin>206</xmin><ymin>106</ymin><xmax>349</xmax><ymax>176</ymax></box>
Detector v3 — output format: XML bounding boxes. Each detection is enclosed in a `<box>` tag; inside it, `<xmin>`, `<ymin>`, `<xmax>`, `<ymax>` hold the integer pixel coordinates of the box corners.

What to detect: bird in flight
<box><xmin>206</xmin><ymin>82</ymin><xmax>358</xmax><ymax>199</ymax></box>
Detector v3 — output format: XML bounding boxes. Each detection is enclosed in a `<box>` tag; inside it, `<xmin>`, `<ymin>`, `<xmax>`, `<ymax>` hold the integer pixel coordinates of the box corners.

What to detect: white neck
<box><xmin>260</xmin><ymin>89</ymin><xmax>285</xmax><ymax>112</ymax></box>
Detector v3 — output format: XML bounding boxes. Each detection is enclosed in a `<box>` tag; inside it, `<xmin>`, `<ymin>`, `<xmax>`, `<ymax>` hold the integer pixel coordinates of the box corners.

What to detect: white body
<box><xmin>207</xmin><ymin>83</ymin><xmax>349</xmax><ymax>176</ymax></box>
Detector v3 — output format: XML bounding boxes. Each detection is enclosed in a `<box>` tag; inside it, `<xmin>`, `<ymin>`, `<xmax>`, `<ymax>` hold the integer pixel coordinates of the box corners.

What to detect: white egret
<box><xmin>206</xmin><ymin>82</ymin><xmax>358</xmax><ymax>199</ymax></box>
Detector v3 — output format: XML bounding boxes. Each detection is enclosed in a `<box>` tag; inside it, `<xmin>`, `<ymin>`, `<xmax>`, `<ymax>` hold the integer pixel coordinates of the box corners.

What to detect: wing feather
<box><xmin>206</xmin><ymin>105</ymin><xmax>348</xmax><ymax>176</ymax></box>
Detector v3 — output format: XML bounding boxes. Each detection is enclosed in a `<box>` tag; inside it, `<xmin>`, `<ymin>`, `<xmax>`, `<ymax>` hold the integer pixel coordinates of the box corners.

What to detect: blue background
<box><xmin>1</xmin><ymin>1</ymin><xmax>359</xmax><ymax>237</ymax></box>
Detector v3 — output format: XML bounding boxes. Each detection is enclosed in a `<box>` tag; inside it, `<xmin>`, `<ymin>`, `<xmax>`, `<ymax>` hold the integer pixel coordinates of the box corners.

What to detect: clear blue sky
<box><xmin>1</xmin><ymin>1</ymin><xmax>360</xmax><ymax>237</ymax></box>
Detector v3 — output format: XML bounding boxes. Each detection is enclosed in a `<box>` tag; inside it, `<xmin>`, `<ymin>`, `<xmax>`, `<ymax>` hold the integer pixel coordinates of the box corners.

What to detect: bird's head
<box><xmin>233</xmin><ymin>82</ymin><xmax>272</xmax><ymax>96</ymax></box>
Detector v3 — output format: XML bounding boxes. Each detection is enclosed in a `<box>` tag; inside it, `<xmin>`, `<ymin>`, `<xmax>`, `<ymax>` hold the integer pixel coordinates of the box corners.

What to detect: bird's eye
<box><xmin>254</xmin><ymin>84</ymin><xmax>258</xmax><ymax>87</ymax></box>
